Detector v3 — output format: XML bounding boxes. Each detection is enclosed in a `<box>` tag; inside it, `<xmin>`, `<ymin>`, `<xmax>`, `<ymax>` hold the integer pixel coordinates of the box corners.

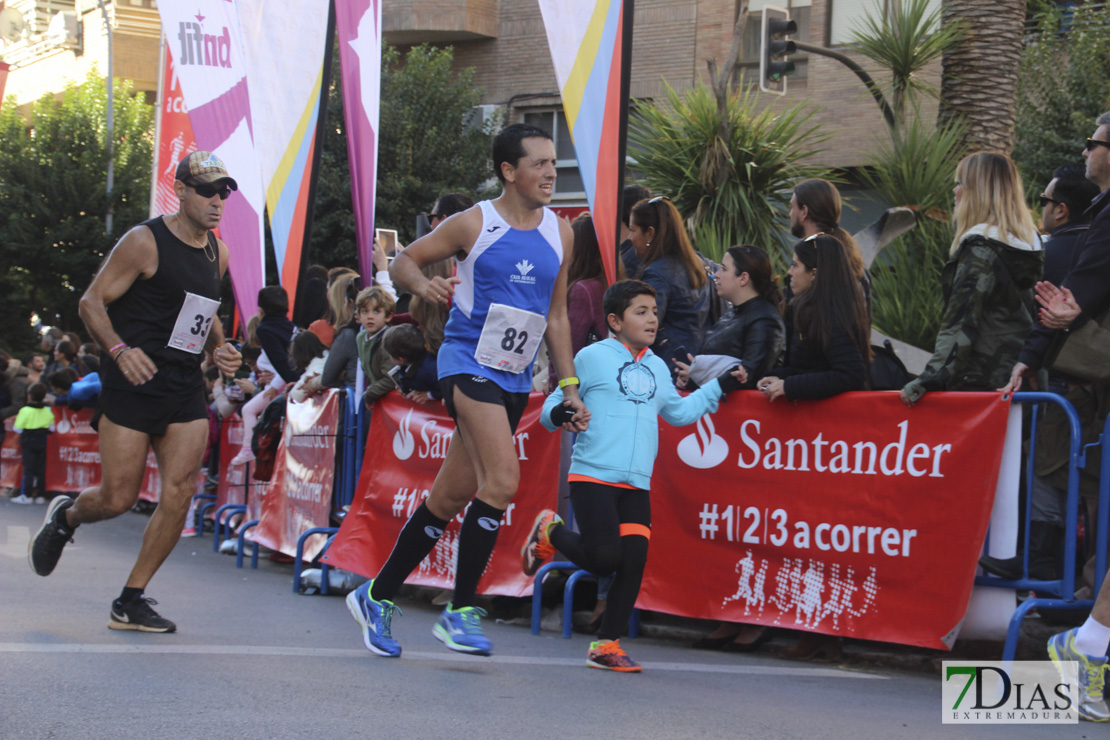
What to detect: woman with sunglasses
<box><xmin>627</xmin><ymin>197</ymin><xmax>711</xmax><ymax>374</ymax></box>
<box><xmin>900</xmin><ymin>151</ymin><xmax>1042</xmax><ymax>407</ymax></box>
<box><xmin>674</xmin><ymin>245</ymin><xmax>785</xmax><ymax>393</ymax></box>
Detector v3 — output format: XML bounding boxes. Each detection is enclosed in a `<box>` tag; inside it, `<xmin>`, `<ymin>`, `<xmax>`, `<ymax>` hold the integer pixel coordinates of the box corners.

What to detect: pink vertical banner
<box><xmin>334</xmin><ymin>0</ymin><xmax>381</xmax><ymax>282</ymax></box>
<box><xmin>156</xmin><ymin>1</ymin><xmax>265</xmax><ymax>319</ymax></box>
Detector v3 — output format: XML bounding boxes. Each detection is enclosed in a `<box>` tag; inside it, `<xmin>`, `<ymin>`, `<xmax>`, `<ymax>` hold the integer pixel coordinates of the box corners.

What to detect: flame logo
<box><xmin>397</xmin><ymin>408</ymin><xmax>417</xmax><ymax>459</ymax></box>
<box><xmin>393</xmin><ymin>409</ymin><xmax>415</xmax><ymax>460</ymax></box>
<box><xmin>56</xmin><ymin>411</ymin><xmax>71</xmax><ymax>436</ymax></box>
<box><xmin>676</xmin><ymin>414</ymin><xmax>729</xmax><ymax>469</ymax></box>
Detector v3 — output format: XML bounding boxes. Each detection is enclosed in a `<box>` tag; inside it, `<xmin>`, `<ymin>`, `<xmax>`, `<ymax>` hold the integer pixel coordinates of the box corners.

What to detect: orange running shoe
<box><xmin>521</xmin><ymin>509</ymin><xmax>561</xmax><ymax>576</ymax></box>
<box><xmin>587</xmin><ymin>639</ymin><xmax>642</xmax><ymax>672</ymax></box>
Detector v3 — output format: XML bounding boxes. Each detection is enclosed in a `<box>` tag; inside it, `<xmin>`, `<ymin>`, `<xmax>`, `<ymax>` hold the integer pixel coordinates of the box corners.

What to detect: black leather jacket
<box><xmin>698</xmin><ymin>295</ymin><xmax>785</xmax><ymax>388</ymax></box>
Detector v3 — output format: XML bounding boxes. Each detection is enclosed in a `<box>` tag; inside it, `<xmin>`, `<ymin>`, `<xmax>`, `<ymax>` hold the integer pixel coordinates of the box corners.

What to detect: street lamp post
<box><xmin>95</xmin><ymin>0</ymin><xmax>113</xmax><ymax>236</ymax></box>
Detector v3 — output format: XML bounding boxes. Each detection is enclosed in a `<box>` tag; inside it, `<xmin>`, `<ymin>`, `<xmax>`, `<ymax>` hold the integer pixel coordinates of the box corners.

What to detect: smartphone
<box><xmin>376</xmin><ymin>228</ymin><xmax>398</xmax><ymax>256</ymax></box>
<box><xmin>669</xmin><ymin>345</ymin><xmax>689</xmax><ymax>364</ymax></box>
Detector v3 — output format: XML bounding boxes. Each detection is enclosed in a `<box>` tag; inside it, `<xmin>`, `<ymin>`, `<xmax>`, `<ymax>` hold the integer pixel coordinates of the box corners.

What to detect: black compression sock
<box><xmin>370</xmin><ymin>503</ymin><xmax>449</xmax><ymax>602</ymax></box>
<box><xmin>118</xmin><ymin>586</ymin><xmax>143</xmax><ymax>605</ymax></box>
<box><xmin>452</xmin><ymin>499</ymin><xmax>505</xmax><ymax>608</ymax></box>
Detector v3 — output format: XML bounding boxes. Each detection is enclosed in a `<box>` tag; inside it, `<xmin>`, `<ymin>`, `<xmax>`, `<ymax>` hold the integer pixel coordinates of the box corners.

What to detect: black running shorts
<box><xmin>92</xmin><ymin>386</ymin><xmax>208</xmax><ymax>436</ymax></box>
<box><xmin>439</xmin><ymin>374</ymin><xmax>529</xmax><ymax>433</ymax></box>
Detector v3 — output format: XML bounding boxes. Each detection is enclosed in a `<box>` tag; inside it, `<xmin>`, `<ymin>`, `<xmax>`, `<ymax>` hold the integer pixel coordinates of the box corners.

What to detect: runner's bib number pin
<box><xmin>474</xmin><ymin>303</ymin><xmax>546</xmax><ymax>374</ymax></box>
<box><xmin>167</xmin><ymin>291</ymin><xmax>220</xmax><ymax>354</ymax></box>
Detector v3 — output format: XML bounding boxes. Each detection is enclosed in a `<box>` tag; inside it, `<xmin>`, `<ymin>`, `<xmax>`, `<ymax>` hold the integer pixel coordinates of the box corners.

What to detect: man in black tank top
<box><xmin>28</xmin><ymin>151</ymin><xmax>244</xmax><ymax>634</ymax></box>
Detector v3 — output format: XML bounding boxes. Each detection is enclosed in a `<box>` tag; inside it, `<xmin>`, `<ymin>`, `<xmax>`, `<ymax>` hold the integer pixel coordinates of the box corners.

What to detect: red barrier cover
<box><xmin>45</xmin><ymin>408</ymin><xmax>102</xmax><ymax>493</ymax></box>
<box><xmin>323</xmin><ymin>393</ymin><xmax>562</xmax><ymax>596</ymax></box>
<box><xmin>250</xmin><ymin>390</ymin><xmax>340</xmax><ymax>561</ymax></box>
<box><xmin>640</xmin><ymin>391</ymin><xmax>1009</xmax><ymax>650</ymax></box>
<box><xmin>216</xmin><ymin>417</ymin><xmax>267</xmax><ymax>517</ymax></box>
<box><xmin>1</xmin><ymin>418</ymin><xmax>21</xmax><ymax>488</ymax></box>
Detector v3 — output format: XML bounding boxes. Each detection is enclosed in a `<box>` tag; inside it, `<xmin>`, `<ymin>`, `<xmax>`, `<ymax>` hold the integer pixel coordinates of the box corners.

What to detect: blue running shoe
<box><xmin>1048</xmin><ymin>627</ymin><xmax>1109</xmax><ymax>722</ymax></box>
<box><xmin>433</xmin><ymin>604</ymin><xmax>492</xmax><ymax>656</ymax></box>
<box><xmin>345</xmin><ymin>580</ymin><xmax>402</xmax><ymax>658</ymax></box>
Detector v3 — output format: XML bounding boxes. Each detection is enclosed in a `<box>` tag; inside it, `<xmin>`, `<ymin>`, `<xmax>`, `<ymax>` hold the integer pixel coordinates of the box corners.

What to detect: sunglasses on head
<box><xmin>648</xmin><ymin>195</ymin><xmax>670</xmax><ymax>204</ymax></box>
<box><xmin>189</xmin><ymin>182</ymin><xmax>233</xmax><ymax>200</ymax></box>
<box><xmin>1085</xmin><ymin>138</ymin><xmax>1110</xmax><ymax>153</ymax></box>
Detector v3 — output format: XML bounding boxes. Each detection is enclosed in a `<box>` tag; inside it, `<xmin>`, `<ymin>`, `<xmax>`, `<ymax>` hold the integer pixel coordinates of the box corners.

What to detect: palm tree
<box><xmin>937</xmin><ymin>0</ymin><xmax>1026</xmax><ymax>155</ymax></box>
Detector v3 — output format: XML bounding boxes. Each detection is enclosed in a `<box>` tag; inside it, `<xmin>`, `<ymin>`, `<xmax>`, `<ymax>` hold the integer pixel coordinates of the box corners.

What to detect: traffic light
<box><xmin>760</xmin><ymin>6</ymin><xmax>797</xmax><ymax>96</ymax></box>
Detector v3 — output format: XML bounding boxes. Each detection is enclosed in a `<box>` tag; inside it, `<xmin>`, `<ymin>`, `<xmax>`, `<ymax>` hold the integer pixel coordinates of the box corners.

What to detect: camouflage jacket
<box><xmin>903</xmin><ymin>226</ymin><xmax>1043</xmax><ymax>401</ymax></box>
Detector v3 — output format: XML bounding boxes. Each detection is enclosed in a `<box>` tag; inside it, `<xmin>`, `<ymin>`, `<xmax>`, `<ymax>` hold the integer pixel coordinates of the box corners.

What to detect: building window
<box><xmin>829</xmin><ymin>0</ymin><xmax>940</xmax><ymax>47</ymax></box>
<box><xmin>522</xmin><ymin>109</ymin><xmax>586</xmax><ymax>202</ymax></box>
<box><xmin>735</xmin><ymin>1</ymin><xmax>811</xmax><ymax>85</ymax></box>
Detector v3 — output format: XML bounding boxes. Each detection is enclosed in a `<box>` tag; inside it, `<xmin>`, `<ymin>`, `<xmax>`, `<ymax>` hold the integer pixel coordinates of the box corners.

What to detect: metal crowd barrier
<box><xmin>977</xmin><ymin>391</ymin><xmax>1109</xmax><ymax>661</ymax></box>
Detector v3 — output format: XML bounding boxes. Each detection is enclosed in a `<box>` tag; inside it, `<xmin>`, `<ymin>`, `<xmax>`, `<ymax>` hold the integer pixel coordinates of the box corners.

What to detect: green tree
<box><xmin>1013</xmin><ymin>4</ymin><xmax>1110</xmax><ymax>191</ymax></box>
<box><xmin>847</xmin><ymin>0</ymin><xmax>964</xmax><ymax>144</ymax></box>
<box><xmin>628</xmin><ymin>81</ymin><xmax>827</xmax><ymax>264</ymax></box>
<box><xmin>0</xmin><ymin>71</ymin><xmax>153</xmax><ymax>351</ymax></box>
<box><xmin>308</xmin><ymin>43</ymin><xmax>496</xmax><ymax>268</ymax></box>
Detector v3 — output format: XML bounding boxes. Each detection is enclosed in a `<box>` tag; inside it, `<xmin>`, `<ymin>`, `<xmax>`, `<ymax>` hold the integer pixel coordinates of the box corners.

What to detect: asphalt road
<box><xmin>0</xmin><ymin>498</ymin><xmax>1100</xmax><ymax>739</ymax></box>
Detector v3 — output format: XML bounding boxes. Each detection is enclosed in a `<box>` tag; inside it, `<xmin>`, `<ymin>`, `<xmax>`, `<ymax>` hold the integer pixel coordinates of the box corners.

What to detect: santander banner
<box><xmin>250</xmin><ymin>390</ymin><xmax>340</xmax><ymax>561</ymax></box>
<box><xmin>155</xmin><ymin>1</ymin><xmax>265</xmax><ymax>319</ymax></box>
<box><xmin>1</xmin><ymin>418</ymin><xmax>20</xmax><ymax>488</ymax></box>
<box><xmin>1</xmin><ymin>409</ymin><xmax>164</xmax><ymax>500</ymax></box>
<box><xmin>642</xmin><ymin>391</ymin><xmax>1010</xmax><ymax>650</ymax></box>
<box><xmin>322</xmin><ymin>394</ymin><xmax>562</xmax><ymax>595</ymax></box>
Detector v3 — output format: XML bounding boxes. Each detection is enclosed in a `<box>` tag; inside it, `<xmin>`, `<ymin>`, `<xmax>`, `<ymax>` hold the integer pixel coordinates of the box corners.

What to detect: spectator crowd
<box><xmin>7</xmin><ymin>112</ymin><xmax>1110</xmax><ymax>717</ymax></box>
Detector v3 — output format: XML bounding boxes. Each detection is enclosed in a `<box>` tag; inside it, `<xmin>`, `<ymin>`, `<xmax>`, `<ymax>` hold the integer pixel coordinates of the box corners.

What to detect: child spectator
<box><xmin>12</xmin><ymin>383</ymin><xmax>55</xmax><ymax>504</ymax></box>
<box><xmin>353</xmin><ymin>286</ymin><xmax>398</xmax><ymax>407</ymax></box>
<box><xmin>382</xmin><ymin>324</ymin><xmax>439</xmax><ymax>405</ymax></box>
<box><xmin>522</xmin><ymin>280</ymin><xmax>743</xmax><ymax>672</ymax></box>
<box><xmin>288</xmin><ymin>331</ymin><xmax>330</xmax><ymax>404</ymax></box>
<box><xmin>230</xmin><ymin>287</ymin><xmax>296</xmax><ymax>466</ymax></box>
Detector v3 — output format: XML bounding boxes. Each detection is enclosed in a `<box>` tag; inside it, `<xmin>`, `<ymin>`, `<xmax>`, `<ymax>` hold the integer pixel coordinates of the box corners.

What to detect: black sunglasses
<box><xmin>1038</xmin><ymin>194</ymin><xmax>1062</xmax><ymax>207</ymax></box>
<box><xmin>190</xmin><ymin>182</ymin><xmax>233</xmax><ymax>200</ymax></box>
<box><xmin>1085</xmin><ymin>138</ymin><xmax>1110</xmax><ymax>153</ymax></box>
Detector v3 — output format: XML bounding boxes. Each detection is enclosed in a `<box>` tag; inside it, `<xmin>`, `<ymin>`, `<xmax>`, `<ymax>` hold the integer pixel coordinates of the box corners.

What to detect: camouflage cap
<box><xmin>175</xmin><ymin>151</ymin><xmax>239</xmax><ymax>190</ymax></box>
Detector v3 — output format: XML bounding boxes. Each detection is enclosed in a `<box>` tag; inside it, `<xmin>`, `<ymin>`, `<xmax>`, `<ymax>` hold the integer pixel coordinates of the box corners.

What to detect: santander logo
<box><xmin>677</xmin><ymin>414</ymin><xmax>729</xmax><ymax>469</ymax></box>
<box><xmin>393</xmin><ymin>409</ymin><xmax>415</xmax><ymax>460</ymax></box>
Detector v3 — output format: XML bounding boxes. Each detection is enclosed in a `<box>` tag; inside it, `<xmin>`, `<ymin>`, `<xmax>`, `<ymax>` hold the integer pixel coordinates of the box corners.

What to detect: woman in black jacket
<box><xmin>696</xmin><ymin>235</ymin><xmax>870</xmax><ymax>656</ymax></box>
<box><xmin>756</xmin><ymin>234</ymin><xmax>871</xmax><ymax>402</ymax></box>
<box><xmin>675</xmin><ymin>245</ymin><xmax>785</xmax><ymax>390</ymax></box>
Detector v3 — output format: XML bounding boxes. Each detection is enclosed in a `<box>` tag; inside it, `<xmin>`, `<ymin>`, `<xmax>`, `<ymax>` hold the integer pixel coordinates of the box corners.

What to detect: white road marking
<box><xmin>0</xmin><ymin>642</ymin><xmax>885</xmax><ymax>678</ymax></box>
<box><xmin>0</xmin><ymin>525</ymin><xmax>30</xmax><ymax>559</ymax></box>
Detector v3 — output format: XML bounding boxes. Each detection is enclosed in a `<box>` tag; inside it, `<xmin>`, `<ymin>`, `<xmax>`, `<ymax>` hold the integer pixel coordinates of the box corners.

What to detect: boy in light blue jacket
<box><xmin>521</xmin><ymin>279</ymin><xmax>742</xmax><ymax>672</ymax></box>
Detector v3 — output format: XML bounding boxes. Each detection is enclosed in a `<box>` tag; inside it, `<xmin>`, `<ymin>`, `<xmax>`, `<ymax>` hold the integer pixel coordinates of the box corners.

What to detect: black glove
<box><xmin>717</xmin><ymin>366</ymin><xmax>744</xmax><ymax>395</ymax></box>
<box><xmin>549</xmin><ymin>403</ymin><xmax>577</xmax><ymax>426</ymax></box>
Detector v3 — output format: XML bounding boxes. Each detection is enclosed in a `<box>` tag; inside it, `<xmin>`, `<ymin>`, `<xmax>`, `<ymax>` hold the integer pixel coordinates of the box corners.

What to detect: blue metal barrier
<box><xmin>214</xmin><ymin>504</ymin><xmax>246</xmax><ymax>553</ymax></box>
<box><xmin>292</xmin><ymin>526</ymin><xmax>340</xmax><ymax>593</ymax></box>
<box><xmin>530</xmin><ymin>560</ymin><xmax>639</xmax><ymax>639</ymax></box>
<box><xmin>191</xmin><ymin>493</ymin><xmax>216</xmax><ymax>536</ymax></box>
<box><xmin>976</xmin><ymin>391</ymin><xmax>1108</xmax><ymax>661</ymax></box>
<box><xmin>236</xmin><ymin>520</ymin><xmax>260</xmax><ymax>569</ymax></box>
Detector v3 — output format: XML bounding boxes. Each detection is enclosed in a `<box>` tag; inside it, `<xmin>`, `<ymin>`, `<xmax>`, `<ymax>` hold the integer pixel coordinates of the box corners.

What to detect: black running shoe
<box><xmin>28</xmin><ymin>496</ymin><xmax>74</xmax><ymax>576</ymax></box>
<box><xmin>109</xmin><ymin>596</ymin><xmax>177</xmax><ymax>633</ymax></box>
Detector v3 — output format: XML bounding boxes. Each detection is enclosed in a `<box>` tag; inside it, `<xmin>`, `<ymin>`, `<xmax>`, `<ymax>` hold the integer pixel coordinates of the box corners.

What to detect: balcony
<box><xmin>383</xmin><ymin>0</ymin><xmax>498</xmax><ymax>45</ymax></box>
